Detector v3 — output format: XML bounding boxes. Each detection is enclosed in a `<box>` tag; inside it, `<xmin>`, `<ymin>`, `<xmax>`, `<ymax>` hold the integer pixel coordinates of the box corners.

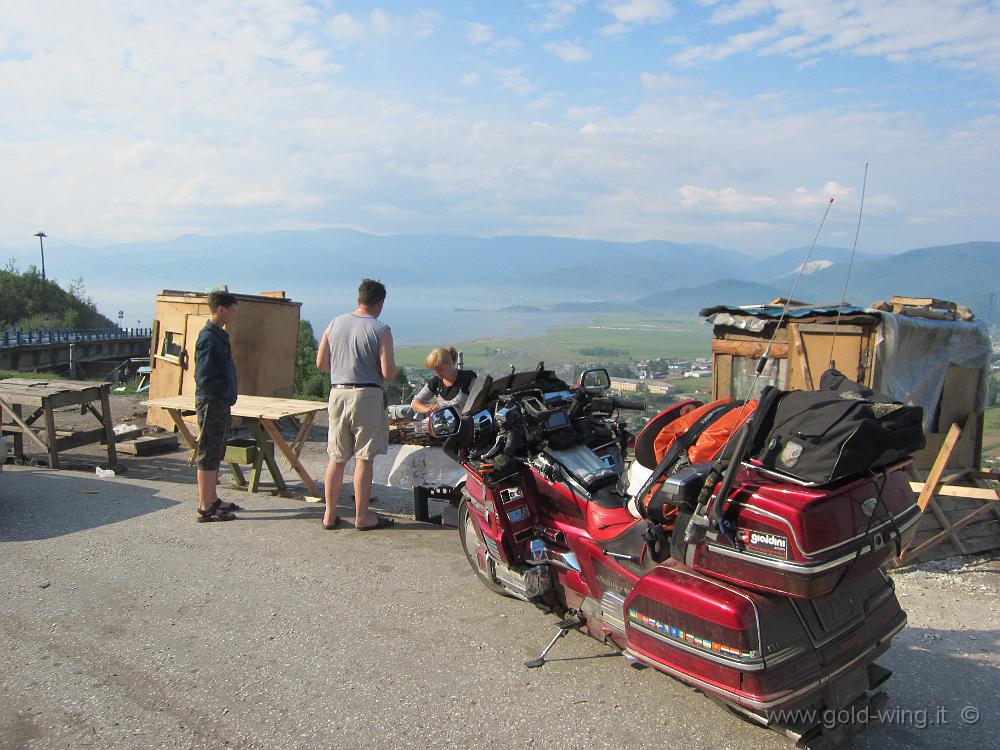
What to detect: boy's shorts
<box><xmin>196</xmin><ymin>400</ymin><xmax>231</xmax><ymax>471</ymax></box>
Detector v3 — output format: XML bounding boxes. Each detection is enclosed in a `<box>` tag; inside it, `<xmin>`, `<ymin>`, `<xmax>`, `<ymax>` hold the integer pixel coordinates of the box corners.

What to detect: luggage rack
<box><xmin>743</xmin><ymin>458</ymin><xmax>914</xmax><ymax>488</ymax></box>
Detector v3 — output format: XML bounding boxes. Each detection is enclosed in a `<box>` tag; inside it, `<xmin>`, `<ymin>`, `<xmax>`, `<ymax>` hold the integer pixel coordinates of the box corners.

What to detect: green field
<box><xmin>983</xmin><ymin>406</ymin><xmax>1000</xmax><ymax>460</ymax></box>
<box><xmin>396</xmin><ymin>313</ymin><xmax>711</xmax><ymax>371</ymax></box>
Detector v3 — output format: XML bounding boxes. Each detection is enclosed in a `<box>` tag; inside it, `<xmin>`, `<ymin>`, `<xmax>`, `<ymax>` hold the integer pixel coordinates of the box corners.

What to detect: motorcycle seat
<box><xmin>587</xmin><ymin>502</ymin><xmax>640</xmax><ymax>542</ymax></box>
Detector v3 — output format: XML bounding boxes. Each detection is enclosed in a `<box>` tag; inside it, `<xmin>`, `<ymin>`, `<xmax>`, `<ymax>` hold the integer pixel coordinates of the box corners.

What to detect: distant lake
<box><xmin>89</xmin><ymin>280</ymin><xmax>605</xmax><ymax>347</ymax></box>
<box><xmin>296</xmin><ymin>284</ymin><xmax>597</xmax><ymax>346</ymax></box>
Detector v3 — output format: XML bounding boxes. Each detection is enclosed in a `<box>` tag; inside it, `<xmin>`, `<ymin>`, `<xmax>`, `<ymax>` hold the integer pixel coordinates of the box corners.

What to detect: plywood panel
<box><xmin>146</xmin><ymin>291</ymin><xmax>300</xmax><ymax>430</ymax></box>
<box><xmin>786</xmin><ymin>323</ymin><xmax>869</xmax><ymax>391</ymax></box>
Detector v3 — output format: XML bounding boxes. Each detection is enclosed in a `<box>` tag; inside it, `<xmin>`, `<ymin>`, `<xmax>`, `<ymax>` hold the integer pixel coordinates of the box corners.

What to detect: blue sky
<box><xmin>1</xmin><ymin>0</ymin><xmax>998</xmax><ymax>255</ymax></box>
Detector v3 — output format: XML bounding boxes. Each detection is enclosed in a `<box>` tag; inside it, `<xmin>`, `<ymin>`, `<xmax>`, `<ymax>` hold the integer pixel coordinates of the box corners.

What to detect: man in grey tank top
<box><xmin>316</xmin><ymin>279</ymin><xmax>397</xmax><ymax>530</ymax></box>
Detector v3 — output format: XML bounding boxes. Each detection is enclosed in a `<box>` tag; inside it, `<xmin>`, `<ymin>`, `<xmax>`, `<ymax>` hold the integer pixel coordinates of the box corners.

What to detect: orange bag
<box><xmin>641</xmin><ymin>399</ymin><xmax>757</xmax><ymax>526</ymax></box>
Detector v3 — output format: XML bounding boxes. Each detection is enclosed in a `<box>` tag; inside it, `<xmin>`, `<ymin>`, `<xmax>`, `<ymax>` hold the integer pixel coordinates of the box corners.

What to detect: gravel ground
<box><xmin>2</xmin><ymin>394</ymin><xmax>999</xmax><ymax>749</ymax></box>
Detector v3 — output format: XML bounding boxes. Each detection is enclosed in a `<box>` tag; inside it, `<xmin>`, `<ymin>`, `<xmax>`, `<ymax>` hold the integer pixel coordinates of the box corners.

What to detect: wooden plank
<box><xmin>904</xmin><ymin>502</ymin><xmax>1000</xmax><ymax>560</ymax></box>
<box><xmin>915</xmin><ymin>424</ymin><xmax>962</xmax><ymax>512</ymax></box>
<box><xmin>925</xmin><ymin>497</ymin><xmax>966</xmax><ymax>554</ymax></box>
<box><xmin>54</xmin><ymin>428</ymin><xmax>108</xmax><ymax>452</ymax></box>
<box><xmin>897</xmin><ymin>423</ymin><xmax>963</xmax><ymax>562</ymax></box>
<box><xmin>908</xmin><ymin>482</ymin><xmax>999</xmax><ymax>501</ymax></box>
<box><xmin>43</xmin><ymin>402</ymin><xmax>59</xmax><ymax>469</ymax></box>
<box><xmin>0</xmin><ymin>396</ymin><xmax>50</xmax><ymax>453</ymax></box>
<box><xmin>260</xmin><ymin>418</ymin><xmax>318</xmax><ymax>497</ymax></box>
<box><xmin>116</xmin><ymin>434</ymin><xmax>179</xmax><ymax>456</ymax></box>
<box><xmin>99</xmin><ymin>386</ymin><xmax>118</xmax><ymax>469</ymax></box>
<box><xmin>890</xmin><ymin>295</ymin><xmax>956</xmax><ymax>310</ymax></box>
<box><xmin>250</xmin><ymin>421</ymin><xmax>286</xmax><ymax>493</ymax></box>
<box><xmin>162</xmin><ymin>407</ymin><xmax>199</xmax><ymax>464</ymax></box>
<box><xmin>711</xmin><ymin>339</ymin><xmax>789</xmax><ymax>358</ymax></box>
<box><xmin>789</xmin><ymin>323</ymin><xmax>814</xmax><ymax>391</ymax></box>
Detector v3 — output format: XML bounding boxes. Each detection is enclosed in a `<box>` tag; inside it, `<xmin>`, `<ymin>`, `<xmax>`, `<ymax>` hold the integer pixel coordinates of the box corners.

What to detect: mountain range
<box><xmin>6</xmin><ymin>230</ymin><xmax>998</xmax><ymax>326</ymax></box>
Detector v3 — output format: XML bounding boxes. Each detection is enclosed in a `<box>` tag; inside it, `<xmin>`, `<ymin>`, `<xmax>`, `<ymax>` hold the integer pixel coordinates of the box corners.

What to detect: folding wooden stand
<box><xmin>144</xmin><ymin>394</ymin><xmax>325</xmax><ymax>498</ymax></box>
<box><xmin>897</xmin><ymin>423</ymin><xmax>1000</xmax><ymax>563</ymax></box>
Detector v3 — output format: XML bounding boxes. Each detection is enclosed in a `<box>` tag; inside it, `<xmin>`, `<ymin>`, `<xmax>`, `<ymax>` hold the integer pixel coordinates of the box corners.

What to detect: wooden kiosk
<box><xmin>145</xmin><ymin>289</ymin><xmax>301</xmax><ymax>431</ymax></box>
<box><xmin>701</xmin><ymin>296</ymin><xmax>998</xmax><ymax>560</ymax></box>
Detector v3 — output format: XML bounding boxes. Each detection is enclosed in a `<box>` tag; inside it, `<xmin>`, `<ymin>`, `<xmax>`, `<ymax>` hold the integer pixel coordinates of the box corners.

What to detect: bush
<box><xmin>0</xmin><ymin>266</ymin><xmax>113</xmax><ymax>329</ymax></box>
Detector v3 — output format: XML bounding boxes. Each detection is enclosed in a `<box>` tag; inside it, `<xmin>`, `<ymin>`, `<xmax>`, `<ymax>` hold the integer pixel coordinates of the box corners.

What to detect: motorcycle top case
<box><xmin>754</xmin><ymin>369</ymin><xmax>925</xmax><ymax>486</ymax></box>
<box><xmin>688</xmin><ymin>466</ymin><xmax>921</xmax><ymax>598</ymax></box>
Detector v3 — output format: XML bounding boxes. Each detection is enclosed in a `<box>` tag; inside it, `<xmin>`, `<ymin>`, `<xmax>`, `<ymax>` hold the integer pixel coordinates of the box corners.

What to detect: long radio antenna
<box><xmin>718</xmin><ymin>196</ymin><xmax>836</xmax><ymax>451</ymax></box>
<box><xmin>828</xmin><ymin>163</ymin><xmax>868</xmax><ymax>370</ymax></box>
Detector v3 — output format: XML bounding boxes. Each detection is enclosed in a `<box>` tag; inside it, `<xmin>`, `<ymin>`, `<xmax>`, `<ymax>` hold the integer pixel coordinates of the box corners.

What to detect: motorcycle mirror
<box><xmin>577</xmin><ymin>368</ymin><xmax>611</xmax><ymax>393</ymax></box>
<box><xmin>428</xmin><ymin>406</ymin><xmax>462</xmax><ymax>438</ymax></box>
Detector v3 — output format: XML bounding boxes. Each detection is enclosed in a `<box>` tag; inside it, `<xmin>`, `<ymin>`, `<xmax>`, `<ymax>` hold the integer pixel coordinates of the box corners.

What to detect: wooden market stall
<box><xmin>145</xmin><ymin>290</ymin><xmax>301</xmax><ymax>431</ymax></box>
<box><xmin>700</xmin><ymin>295</ymin><xmax>998</xmax><ymax>561</ymax></box>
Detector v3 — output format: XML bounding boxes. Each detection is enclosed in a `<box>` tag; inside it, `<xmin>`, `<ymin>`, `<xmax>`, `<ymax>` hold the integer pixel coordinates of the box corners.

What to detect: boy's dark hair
<box><xmin>358</xmin><ymin>278</ymin><xmax>387</xmax><ymax>307</ymax></box>
<box><xmin>208</xmin><ymin>291</ymin><xmax>238</xmax><ymax>311</ymax></box>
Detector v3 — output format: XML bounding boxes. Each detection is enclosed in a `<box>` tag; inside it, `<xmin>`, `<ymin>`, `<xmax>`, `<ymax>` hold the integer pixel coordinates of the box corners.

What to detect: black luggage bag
<box><xmin>755</xmin><ymin>369</ymin><xmax>925</xmax><ymax>485</ymax></box>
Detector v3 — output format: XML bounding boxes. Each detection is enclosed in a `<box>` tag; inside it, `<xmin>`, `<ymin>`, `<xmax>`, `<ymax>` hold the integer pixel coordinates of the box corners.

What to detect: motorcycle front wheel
<box><xmin>458</xmin><ymin>497</ymin><xmax>509</xmax><ymax>597</ymax></box>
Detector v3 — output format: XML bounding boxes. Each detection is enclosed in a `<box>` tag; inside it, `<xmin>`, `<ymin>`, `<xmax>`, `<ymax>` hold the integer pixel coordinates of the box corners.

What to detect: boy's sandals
<box><xmin>197</xmin><ymin>499</ymin><xmax>237</xmax><ymax>523</ymax></box>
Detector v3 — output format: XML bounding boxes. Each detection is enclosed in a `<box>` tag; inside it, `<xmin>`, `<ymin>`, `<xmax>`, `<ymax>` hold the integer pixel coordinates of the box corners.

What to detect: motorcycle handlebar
<box><xmin>611</xmin><ymin>396</ymin><xmax>645</xmax><ymax>411</ymax></box>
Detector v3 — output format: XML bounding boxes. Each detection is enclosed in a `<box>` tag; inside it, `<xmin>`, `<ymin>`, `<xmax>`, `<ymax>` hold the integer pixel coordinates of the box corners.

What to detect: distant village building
<box><xmin>683</xmin><ymin>369</ymin><xmax>712</xmax><ymax>379</ymax></box>
<box><xmin>610</xmin><ymin>377</ymin><xmax>674</xmax><ymax>395</ymax></box>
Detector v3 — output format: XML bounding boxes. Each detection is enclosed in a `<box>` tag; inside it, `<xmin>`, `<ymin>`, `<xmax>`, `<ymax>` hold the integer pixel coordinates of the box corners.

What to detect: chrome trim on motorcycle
<box><xmin>628</xmin><ymin>619</ymin><xmax>767</xmax><ymax>671</ymax></box>
<box><xmin>599</xmin><ymin>591</ymin><xmax>626</xmax><ymax>635</ymax></box>
<box><xmin>738</xmin><ymin>501</ymin><xmax>922</xmax><ymax>559</ymax></box>
<box><xmin>526</xmin><ymin>539</ymin><xmax>582</xmax><ymax>573</ymax></box>
<box><xmin>492</xmin><ymin>559</ymin><xmax>552</xmax><ymax>599</ymax></box>
<box><xmin>625</xmin><ymin>616</ymin><xmax>907</xmax><ymax>711</ymax></box>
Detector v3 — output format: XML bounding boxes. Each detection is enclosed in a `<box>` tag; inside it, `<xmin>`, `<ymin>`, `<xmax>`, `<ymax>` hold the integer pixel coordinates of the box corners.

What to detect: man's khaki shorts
<box><xmin>327</xmin><ymin>387</ymin><xmax>388</xmax><ymax>462</ymax></box>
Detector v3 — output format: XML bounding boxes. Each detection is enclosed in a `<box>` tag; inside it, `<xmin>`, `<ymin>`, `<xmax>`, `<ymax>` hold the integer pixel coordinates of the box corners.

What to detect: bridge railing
<box><xmin>0</xmin><ymin>328</ymin><xmax>152</xmax><ymax>348</ymax></box>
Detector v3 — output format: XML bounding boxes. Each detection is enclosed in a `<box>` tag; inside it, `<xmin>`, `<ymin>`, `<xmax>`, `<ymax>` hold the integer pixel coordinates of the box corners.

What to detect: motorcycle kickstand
<box><xmin>524</xmin><ymin>619</ymin><xmax>577</xmax><ymax>669</ymax></box>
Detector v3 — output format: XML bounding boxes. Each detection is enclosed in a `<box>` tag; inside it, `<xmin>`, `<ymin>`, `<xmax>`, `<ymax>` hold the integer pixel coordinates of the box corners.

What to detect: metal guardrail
<box><xmin>0</xmin><ymin>327</ymin><xmax>152</xmax><ymax>348</ymax></box>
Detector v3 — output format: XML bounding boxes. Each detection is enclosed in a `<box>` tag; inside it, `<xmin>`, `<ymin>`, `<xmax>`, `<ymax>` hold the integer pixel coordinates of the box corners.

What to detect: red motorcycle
<box><xmin>428</xmin><ymin>364</ymin><xmax>923</xmax><ymax>749</ymax></box>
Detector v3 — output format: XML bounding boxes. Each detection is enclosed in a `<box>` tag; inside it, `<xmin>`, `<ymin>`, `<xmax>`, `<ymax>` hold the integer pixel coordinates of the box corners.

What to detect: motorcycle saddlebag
<box><xmin>755</xmin><ymin>369</ymin><xmax>924</xmax><ymax>485</ymax></box>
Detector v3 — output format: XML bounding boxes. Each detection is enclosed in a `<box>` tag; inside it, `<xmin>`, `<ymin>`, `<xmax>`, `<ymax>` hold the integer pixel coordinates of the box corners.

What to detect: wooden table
<box><xmin>143</xmin><ymin>395</ymin><xmax>327</xmax><ymax>497</ymax></box>
<box><xmin>0</xmin><ymin>378</ymin><xmax>119</xmax><ymax>470</ymax></box>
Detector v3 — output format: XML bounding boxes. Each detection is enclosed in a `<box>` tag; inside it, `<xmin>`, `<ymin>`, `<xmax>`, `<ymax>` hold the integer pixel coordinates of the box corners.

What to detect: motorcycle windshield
<box><xmin>463</xmin><ymin>352</ymin><xmax>571</xmax><ymax>415</ymax></box>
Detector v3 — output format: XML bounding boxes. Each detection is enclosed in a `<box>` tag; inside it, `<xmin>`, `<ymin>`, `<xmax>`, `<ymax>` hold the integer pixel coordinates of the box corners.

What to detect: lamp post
<box><xmin>34</xmin><ymin>231</ymin><xmax>47</xmax><ymax>280</ymax></box>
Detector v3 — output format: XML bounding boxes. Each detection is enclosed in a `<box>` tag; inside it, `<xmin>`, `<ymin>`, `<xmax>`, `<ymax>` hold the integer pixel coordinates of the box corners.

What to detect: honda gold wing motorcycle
<box><xmin>427</xmin><ymin>363</ymin><xmax>924</xmax><ymax>750</ymax></box>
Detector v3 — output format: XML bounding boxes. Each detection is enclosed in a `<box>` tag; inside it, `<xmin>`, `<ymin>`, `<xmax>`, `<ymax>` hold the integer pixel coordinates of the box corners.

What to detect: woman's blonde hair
<box><xmin>425</xmin><ymin>346</ymin><xmax>458</xmax><ymax>369</ymax></box>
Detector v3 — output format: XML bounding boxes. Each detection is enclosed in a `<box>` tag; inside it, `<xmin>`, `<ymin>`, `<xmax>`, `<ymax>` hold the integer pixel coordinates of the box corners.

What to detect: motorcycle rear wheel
<box><xmin>458</xmin><ymin>498</ymin><xmax>509</xmax><ymax>597</ymax></box>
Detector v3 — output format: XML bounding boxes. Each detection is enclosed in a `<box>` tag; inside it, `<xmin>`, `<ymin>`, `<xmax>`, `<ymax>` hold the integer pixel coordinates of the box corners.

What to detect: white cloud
<box><xmin>0</xmin><ymin>0</ymin><xmax>996</xmax><ymax>255</ymax></box>
<box><xmin>601</xmin><ymin>0</ymin><xmax>675</xmax><ymax>36</ymax></box>
<box><xmin>493</xmin><ymin>66</ymin><xmax>537</xmax><ymax>95</ymax></box>
<box><xmin>327</xmin><ymin>13</ymin><xmax>367</xmax><ymax>43</ymax></box>
<box><xmin>326</xmin><ymin>8</ymin><xmax>435</xmax><ymax>44</ymax></box>
<box><xmin>679</xmin><ymin>185</ymin><xmax>776</xmax><ymax>211</ymax></box>
<box><xmin>466</xmin><ymin>22</ymin><xmax>494</xmax><ymax>45</ymax></box>
<box><xmin>530</xmin><ymin>0</ymin><xmax>588</xmax><ymax>32</ymax></box>
<box><xmin>674</xmin><ymin>0</ymin><xmax>1000</xmax><ymax>75</ymax></box>
<box><xmin>545</xmin><ymin>41</ymin><xmax>592</xmax><ymax>62</ymax></box>
<box><xmin>491</xmin><ymin>36</ymin><xmax>524</xmax><ymax>52</ymax></box>
<box><xmin>639</xmin><ymin>72</ymin><xmax>693</xmax><ymax>90</ymax></box>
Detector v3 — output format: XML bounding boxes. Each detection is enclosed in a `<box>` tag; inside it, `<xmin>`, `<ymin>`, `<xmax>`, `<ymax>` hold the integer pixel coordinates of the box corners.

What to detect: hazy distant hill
<box><xmin>795</xmin><ymin>241</ymin><xmax>1000</xmax><ymax>320</ymax></box>
<box><xmin>39</xmin><ymin>229</ymin><xmax>750</xmax><ymax>298</ymax></box>
<box><xmin>745</xmin><ymin>245</ymin><xmax>876</xmax><ymax>281</ymax></box>
<box><xmin>637</xmin><ymin>279</ymin><xmax>786</xmax><ymax>312</ymax></box>
<box><xmin>16</xmin><ymin>230</ymin><xmax>998</xmax><ymax>326</ymax></box>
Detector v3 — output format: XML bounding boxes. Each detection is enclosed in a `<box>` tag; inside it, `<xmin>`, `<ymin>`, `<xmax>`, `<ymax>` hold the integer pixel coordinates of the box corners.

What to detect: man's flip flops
<box><xmin>355</xmin><ymin>516</ymin><xmax>394</xmax><ymax>531</ymax></box>
<box><xmin>323</xmin><ymin>516</ymin><xmax>343</xmax><ymax>530</ymax></box>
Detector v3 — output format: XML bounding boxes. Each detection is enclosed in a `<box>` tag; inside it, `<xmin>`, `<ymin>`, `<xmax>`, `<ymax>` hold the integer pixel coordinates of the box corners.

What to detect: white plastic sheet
<box><xmin>873</xmin><ymin>313</ymin><xmax>992</xmax><ymax>431</ymax></box>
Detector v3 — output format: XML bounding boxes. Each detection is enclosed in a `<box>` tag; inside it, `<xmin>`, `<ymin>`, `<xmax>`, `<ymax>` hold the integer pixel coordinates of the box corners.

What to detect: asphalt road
<box><xmin>1</xmin><ymin>464</ymin><xmax>998</xmax><ymax>750</ymax></box>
